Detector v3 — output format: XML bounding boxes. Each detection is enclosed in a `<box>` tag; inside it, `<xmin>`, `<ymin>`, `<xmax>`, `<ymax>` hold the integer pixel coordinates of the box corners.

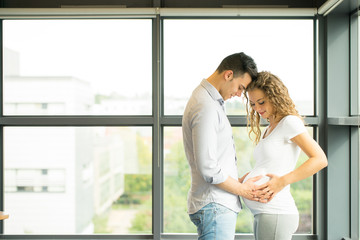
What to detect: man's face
<box><xmin>220</xmin><ymin>72</ymin><xmax>252</xmax><ymax>101</ymax></box>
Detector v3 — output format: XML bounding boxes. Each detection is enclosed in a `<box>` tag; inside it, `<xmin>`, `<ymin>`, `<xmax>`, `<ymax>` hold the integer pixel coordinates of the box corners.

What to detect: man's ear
<box><xmin>224</xmin><ymin>70</ymin><xmax>233</xmax><ymax>81</ymax></box>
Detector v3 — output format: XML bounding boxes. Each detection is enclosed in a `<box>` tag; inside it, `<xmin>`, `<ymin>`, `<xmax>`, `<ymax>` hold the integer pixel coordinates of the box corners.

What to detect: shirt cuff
<box><xmin>208</xmin><ymin>170</ymin><xmax>227</xmax><ymax>184</ymax></box>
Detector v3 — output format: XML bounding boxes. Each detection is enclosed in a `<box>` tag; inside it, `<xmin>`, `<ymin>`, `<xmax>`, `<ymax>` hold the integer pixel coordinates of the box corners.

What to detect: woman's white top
<box><xmin>243</xmin><ymin>115</ymin><xmax>306</xmax><ymax>216</ymax></box>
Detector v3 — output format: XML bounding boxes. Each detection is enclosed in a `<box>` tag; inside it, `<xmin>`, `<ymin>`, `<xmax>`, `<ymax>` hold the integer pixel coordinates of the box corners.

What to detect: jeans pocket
<box><xmin>189</xmin><ymin>212</ymin><xmax>202</xmax><ymax>227</ymax></box>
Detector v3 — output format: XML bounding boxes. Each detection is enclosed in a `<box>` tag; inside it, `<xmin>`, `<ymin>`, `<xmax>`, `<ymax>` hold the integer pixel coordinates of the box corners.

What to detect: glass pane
<box><xmin>164</xmin><ymin>19</ymin><xmax>314</xmax><ymax>116</ymax></box>
<box><xmin>3</xmin><ymin>20</ymin><xmax>152</xmax><ymax>115</ymax></box>
<box><xmin>4</xmin><ymin>127</ymin><xmax>152</xmax><ymax>234</ymax></box>
<box><xmin>164</xmin><ymin>126</ymin><xmax>314</xmax><ymax>234</ymax></box>
<box><xmin>233</xmin><ymin>127</ymin><xmax>257</xmax><ymax>233</ymax></box>
<box><xmin>292</xmin><ymin>128</ymin><xmax>314</xmax><ymax>234</ymax></box>
<box><xmin>163</xmin><ymin>127</ymin><xmax>195</xmax><ymax>233</ymax></box>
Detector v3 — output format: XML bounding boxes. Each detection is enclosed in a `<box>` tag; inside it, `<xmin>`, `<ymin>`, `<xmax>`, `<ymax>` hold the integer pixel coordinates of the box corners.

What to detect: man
<box><xmin>182</xmin><ymin>52</ymin><xmax>261</xmax><ymax>239</ymax></box>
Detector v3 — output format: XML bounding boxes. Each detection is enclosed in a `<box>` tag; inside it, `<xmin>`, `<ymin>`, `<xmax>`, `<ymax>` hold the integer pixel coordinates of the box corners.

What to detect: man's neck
<box><xmin>206</xmin><ymin>71</ymin><xmax>222</xmax><ymax>92</ymax></box>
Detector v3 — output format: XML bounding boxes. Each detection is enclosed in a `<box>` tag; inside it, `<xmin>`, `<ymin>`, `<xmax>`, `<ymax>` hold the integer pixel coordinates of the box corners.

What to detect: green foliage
<box><xmin>291</xmin><ymin>189</ymin><xmax>312</xmax><ymax>214</ymax></box>
<box><xmin>124</xmin><ymin>174</ymin><xmax>152</xmax><ymax>194</ymax></box>
<box><xmin>129</xmin><ymin>210</ymin><xmax>152</xmax><ymax>233</ymax></box>
<box><xmin>291</xmin><ymin>175</ymin><xmax>312</xmax><ymax>194</ymax></box>
<box><xmin>163</xmin><ymin>134</ymin><xmax>195</xmax><ymax>233</ymax></box>
<box><xmin>127</xmin><ymin>127</ymin><xmax>313</xmax><ymax>234</ymax></box>
<box><xmin>136</xmin><ymin>132</ymin><xmax>152</xmax><ymax>172</ymax></box>
<box><xmin>163</xmin><ymin>199</ymin><xmax>196</xmax><ymax>233</ymax></box>
<box><xmin>116</xmin><ymin>193</ymin><xmax>141</xmax><ymax>205</ymax></box>
<box><xmin>93</xmin><ymin>212</ymin><xmax>111</xmax><ymax>233</ymax></box>
<box><xmin>232</xmin><ymin>127</ymin><xmax>257</xmax><ymax>177</ymax></box>
<box><xmin>128</xmin><ymin>193</ymin><xmax>152</xmax><ymax>233</ymax></box>
<box><xmin>236</xmin><ymin>208</ymin><xmax>254</xmax><ymax>233</ymax></box>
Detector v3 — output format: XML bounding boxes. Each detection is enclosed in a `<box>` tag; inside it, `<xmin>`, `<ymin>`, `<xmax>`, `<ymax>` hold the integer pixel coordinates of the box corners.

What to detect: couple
<box><xmin>182</xmin><ymin>52</ymin><xmax>328</xmax><ymax>240</ymax></box>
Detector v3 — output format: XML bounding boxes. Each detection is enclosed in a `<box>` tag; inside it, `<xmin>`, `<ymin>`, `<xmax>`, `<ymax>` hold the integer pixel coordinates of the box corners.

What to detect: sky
<box><xmin>4</xmin><ymin>19</ymin><xmax>152</xmax><ymax>96</ymax></box>
<box><xmin>3</xmin><ymin>18</ymin><xmax>315</xmax><ymax>113</ymax></box>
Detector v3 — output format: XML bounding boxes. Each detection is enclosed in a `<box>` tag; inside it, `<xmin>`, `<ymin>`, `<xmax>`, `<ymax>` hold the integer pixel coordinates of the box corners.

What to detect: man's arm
<box><xmin>216</xmin><ymin>175</ymin><xmax>263</xmax><ymax>201</ymax></box>
<box><xmin>191</xmin><ymin>104</ymin><xmax>264</xmax><ymax>201</ymax></box>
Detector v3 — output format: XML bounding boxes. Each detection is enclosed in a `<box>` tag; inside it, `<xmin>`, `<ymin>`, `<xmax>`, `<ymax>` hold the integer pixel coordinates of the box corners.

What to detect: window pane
<box><xmin>3</xmin><ymin>20</ymin><xmax>152</xmax><ymax>115</ymax></box>
<box><xmin>4</xmin><ymin>127</ymin><xmax>152</xmax><ymax>234</ymax></box>
<box><xmin>163</xmin><ymin>127</ymin><xmax>195</xmax><ymax>233</ymax></box>
<box><xmin>164</xmin><ymin>126</ymin><xmax>314</xmax><ymax>234</ymax></box>
<box><xmin>233</xmin><ymin>127</ymin><xmax>257</xmax><ymax>233</ymax></box>
<box><xmin>164</xmin><ymin>19</ymin><xmax>314</xmax><ymax>116</ymax></box>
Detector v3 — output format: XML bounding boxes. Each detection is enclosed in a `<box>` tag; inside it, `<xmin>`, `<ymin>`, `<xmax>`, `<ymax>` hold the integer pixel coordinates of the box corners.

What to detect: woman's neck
<box><xmin>268</xmin><ymin>115</ymin><xmax>281</xmax><ymax>126</ymax></box>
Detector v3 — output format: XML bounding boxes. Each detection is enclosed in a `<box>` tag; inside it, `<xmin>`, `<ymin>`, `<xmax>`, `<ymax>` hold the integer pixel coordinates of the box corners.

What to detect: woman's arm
<box><xmin>256</xmin><ymin>131</ymin><xmax>328</xmax><ymax>201</ymax></box>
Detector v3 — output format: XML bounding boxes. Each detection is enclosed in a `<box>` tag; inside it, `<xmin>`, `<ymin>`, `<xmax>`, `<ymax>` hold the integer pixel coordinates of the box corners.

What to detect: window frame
<box><xmin>321</xmin><ymin>1</ymin><xmax>360</xmax><ymax>239</ymax></box>
<box><xmin>0</xmin><ymin>8</ymin><xmax>323</xmax><ymax>240</ymax></box>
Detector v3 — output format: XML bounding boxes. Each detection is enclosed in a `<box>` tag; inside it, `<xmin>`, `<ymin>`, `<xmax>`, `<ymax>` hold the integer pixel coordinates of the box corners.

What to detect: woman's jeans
<box><xmin>189</xmin><ymin>202</ymin><xmax>238</xmax><ymax>240</ymax></box>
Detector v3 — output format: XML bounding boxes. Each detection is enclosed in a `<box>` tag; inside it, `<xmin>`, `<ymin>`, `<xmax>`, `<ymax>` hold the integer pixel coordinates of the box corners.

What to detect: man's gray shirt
<box><xmin>182</xmin><ymin>79</ymin><xmax>242</xmax><ymax>214</ymax></box>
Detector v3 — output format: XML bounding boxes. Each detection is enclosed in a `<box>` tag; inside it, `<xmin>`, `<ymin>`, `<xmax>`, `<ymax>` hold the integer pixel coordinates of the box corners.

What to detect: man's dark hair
<box><xmin>216</xmin><ymin>52</ymin><xmax>258</xmax><ymax>81</ymax></box>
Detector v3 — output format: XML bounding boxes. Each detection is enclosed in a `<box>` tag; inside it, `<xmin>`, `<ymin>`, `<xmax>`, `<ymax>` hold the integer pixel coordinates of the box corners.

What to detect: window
<box><xmin>163</xmin><ymin>18</ymin><xmax>316</xmax><ymax>235</ymax></box>
<box><xmin>163</xmin><ymin>127</ymin><xmax>314</xmax><ymax>234</ymax></box>
<box><xmin>4</xmin><ymin>127</ymin><xmax>152</xmax><ymax>234</ymax></box>
<box><xmin>164</xmin><ymin>19</ymin><xmax>314</xmax><ymax>116</ymax></box>
<box><xmin>1</xmin><ymin>15</ymin><xmax>318</xmax><ymax>239</ymax></box>
<box><xmin>3</xmin><ymin>20</ymin><xmax>152</xmax><ymax>115</ymax></box>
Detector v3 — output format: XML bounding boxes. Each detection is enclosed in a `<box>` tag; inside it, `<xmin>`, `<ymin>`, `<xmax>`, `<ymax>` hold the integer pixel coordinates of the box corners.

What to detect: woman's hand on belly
<box><xmin>247</xmin><ymin>178</ymin><xmax>271</xmax><ymax>203</ymax></box>
<box><xmin>240</xmin><ymin>175</ymin><xmax>264</xmax><ymax>201</ymax></box>
<box><xmin>254</xmin><ymin>173</ymin><xmax>286</xmax><ymax>202</ymax></box>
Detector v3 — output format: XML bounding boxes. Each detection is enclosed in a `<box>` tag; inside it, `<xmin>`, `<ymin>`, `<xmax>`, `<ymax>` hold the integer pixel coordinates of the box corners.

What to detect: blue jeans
<box><xmin>189</xmin><ymin>202</ymin><xmax>238</xmax><ymax>240</ymax></box>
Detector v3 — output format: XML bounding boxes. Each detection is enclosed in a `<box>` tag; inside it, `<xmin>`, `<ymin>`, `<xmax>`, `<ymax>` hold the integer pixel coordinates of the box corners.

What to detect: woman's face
<box><xmin>248</xmin><ymin>88</ymin><xmax>274</xmax><ymax>119</ymax></box>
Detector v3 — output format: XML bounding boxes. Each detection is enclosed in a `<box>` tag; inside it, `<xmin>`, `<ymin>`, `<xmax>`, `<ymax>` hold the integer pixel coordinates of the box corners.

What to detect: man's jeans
<box><xmin>189</xmin><ymin>202</ymin><xmax>238</xmax><ymax>240</ymax></box>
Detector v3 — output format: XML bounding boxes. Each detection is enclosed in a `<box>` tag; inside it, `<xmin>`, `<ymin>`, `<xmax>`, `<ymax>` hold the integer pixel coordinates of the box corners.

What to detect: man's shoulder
<box><xmin>192</xmin><ymin>83</ymin><xmax>210</xmax><ymax>98</ymax></box>
<box><xmin>185</xmin><ymin>94</ymin><xmax>217</xmax><ymax>114</ymax></box>
<box><xmin>186</xmin><ymin>85</ymin><xmax>213</xmax><ymax>106</ymax></box>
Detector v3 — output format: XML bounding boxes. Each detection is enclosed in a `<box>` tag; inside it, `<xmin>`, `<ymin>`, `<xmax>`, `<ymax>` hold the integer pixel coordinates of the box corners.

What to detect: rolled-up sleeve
<box><xmin>191</xmin><ymin>105</ymin><xmax>227</xmax><ymax>184</ymax></box>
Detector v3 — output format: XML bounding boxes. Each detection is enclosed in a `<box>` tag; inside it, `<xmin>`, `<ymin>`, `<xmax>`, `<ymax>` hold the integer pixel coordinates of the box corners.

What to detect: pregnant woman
<box><xmin>242</xmin><ymin>71</ymin><xmax>328</xmax><ymax>240</ymax></box>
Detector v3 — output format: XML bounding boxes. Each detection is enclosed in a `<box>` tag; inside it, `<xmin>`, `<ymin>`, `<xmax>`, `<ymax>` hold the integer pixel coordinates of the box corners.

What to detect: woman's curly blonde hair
<box><xmin>245</xmin><ymin>71</ymin><xmax>302</xmax><ymax>144</ymax></box>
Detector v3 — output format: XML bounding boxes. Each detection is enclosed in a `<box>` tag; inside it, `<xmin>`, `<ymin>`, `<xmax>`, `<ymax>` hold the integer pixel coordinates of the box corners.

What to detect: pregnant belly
<box><xmin>242</xmin><ymin>168</ymin><xmax>297</xmax><ymax>215</ymax></box>
<box><xmin>242</xmin><ymin>168</ymin><xmax>271</xmax><ymax>213</ymax></box>
<box><xmin>243</xmin><ymin>168</ymin><xmax>270</xmax><ymax>186</ymax></box>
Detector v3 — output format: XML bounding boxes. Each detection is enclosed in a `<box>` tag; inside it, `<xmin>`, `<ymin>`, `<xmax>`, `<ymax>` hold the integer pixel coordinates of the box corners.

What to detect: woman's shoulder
<box><xmin>282</xmin><ymin>115</ymin><xmax>303</xmax><ymax>124</ymax></box>
<box><xmin>279</xmin><ymin>115</ymin><xmax>305</xmax><ymax>130</ymax></box>
<box><xmin>280</xmin><ymin>115</ymin><xmax>306</xmax><ymax>137</ymax></box>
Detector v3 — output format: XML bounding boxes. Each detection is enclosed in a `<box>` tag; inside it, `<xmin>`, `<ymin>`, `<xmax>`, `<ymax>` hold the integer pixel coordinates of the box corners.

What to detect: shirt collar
<box><xmin>200</xmin><ymin>79</ymin><xmax>225</xmax><ymax>107</ymax></box>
